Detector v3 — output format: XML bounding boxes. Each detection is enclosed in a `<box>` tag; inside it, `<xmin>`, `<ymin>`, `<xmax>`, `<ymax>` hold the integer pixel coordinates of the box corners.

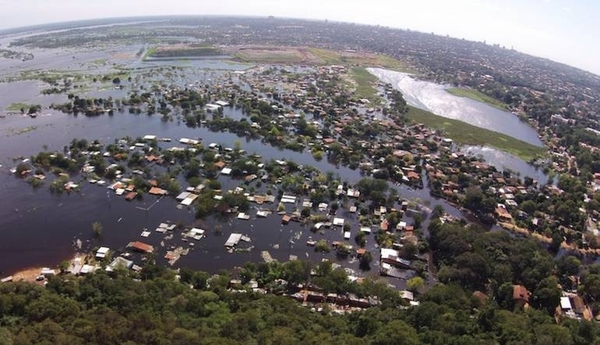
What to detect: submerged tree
<box><xmin>91</xmin><ymin>221</ymin><xmax>103</xmax><ymax>237</ymax></box>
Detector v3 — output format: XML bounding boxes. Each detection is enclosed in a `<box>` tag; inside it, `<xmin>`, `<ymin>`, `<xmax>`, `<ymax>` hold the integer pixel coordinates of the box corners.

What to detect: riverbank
<box><xmin>10</xmin><ymin>267</ymin><xmax>45</xmax><ymax>282</ymax></box>
<box><xmin>446</xmin><ymin>88</ymin><xmax>508</xmax><ymax>110</ymax></box>
<box><xmin>406</xmin><ymin>106</ymin><xmax>546</xmax><ymax>161</ymax></box>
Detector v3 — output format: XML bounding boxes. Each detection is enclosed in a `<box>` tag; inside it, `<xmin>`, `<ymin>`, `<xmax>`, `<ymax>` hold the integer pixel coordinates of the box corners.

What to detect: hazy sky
<box><xmin>1</xmin><ymin>0</ymin><xmax>599</xmax><ymax>74</ymax></box>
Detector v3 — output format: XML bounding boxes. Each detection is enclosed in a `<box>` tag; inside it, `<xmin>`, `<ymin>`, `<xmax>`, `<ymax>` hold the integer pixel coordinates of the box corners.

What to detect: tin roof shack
<box><xmin>127</xmin><ymin>241</ymin><xmax>154</xmax><ymax>254</ymax></box>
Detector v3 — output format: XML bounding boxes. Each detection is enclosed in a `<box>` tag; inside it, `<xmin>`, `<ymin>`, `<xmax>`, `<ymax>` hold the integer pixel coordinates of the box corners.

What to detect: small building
<box><xmin>96</xmin><ymin>247</ymin><xmax>110</xmax><ymax>259</ymax></box>
<box><xmin>148</xmin><ymin>187</ymin><xmax>168</xmax><ymax>196</ymax></box>
<box><xmin>127</xmin><ymin>241</ymin><xmax>154</xmax><ymax>253</ymax></box>
<box><xmin>188</xmin><ymin>228</ymin><xmax>205</xmax><ymax>240</ymax></box>
<box><xmin>106</xmin><ymin>257</ymin><xmax>134</xmax><ymax>272</ymax></box>
<box><xmin>225</xmin><ymin>233</ymin><xmax>243</xmax><ymax>248</ymax></box>
<box><xmin>125</xmin><ymin>192</ymin><xmax>137</xmax><ymax>201</ymax></box>
<box><xmin>495</xmin><ymin>204</ymin><xmax>513</xmax><ymax>221</ymax></box>
<box><xmin>40</xmin><ymin>268</ymin><xmax>56</xmax><ymax>277</ymax></box>
<box><xmin>333</xmin><ymin>218</ymin><xmax>345</xmax><ymax>227</ymax></box>
<box><xmin>513</xmin><ymin>285</ymin><xmax>531</xmax><ymax>308</ymax></box>
<box><xmin>360</xmin><ymin>227</ymin><xmax>372</xmax><ymax>234</ymax></box>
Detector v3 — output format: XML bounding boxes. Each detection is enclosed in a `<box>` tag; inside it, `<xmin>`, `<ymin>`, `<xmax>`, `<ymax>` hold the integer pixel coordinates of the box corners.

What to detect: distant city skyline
<box><xmin>1</xmin><ymin>0</ymin><xmax>598</xmax><ymax>75</ymax></box>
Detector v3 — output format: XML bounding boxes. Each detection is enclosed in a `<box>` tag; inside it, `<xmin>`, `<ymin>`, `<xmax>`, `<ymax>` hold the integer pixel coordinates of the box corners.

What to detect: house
<box><xmin>495</xmin><ymin>204</ymin><xmax>513</xmax><ymax>221</ymax></box>
<box><xmin>106</xmin><ymin>256</ymin><xmax>133</xmax><ymax>272</ymax></box>
<box><xmin>125</xmin><ymin>192</ymin><xmax>137</xmax><ymax>201</ymax></box>
<box><xmin>127</xmin><ymin>241</ymin><xmax>154</xmax><ymax>253</ymax></box>
<box><xmin>513</xmin><ymin>285</ymin><xmax>531</xmax><ymax>308</ymax></box>
<box><xmin>148</xmin><ymin>187</ymin><xmax>167</xmax><ymax>196</ymax></box>
<box><xmin>225</xmin><ymin>233</ymin><xmax>243</xmax><ymax>248</ymax></box>
<box><xmin>96</xmin><ymin>247</ymin><xmax>110</xmax><ymax>259</ymax></box>
<box><xmin>281</xmin><ymin>194</ymin><xmax>297</xmax><ymax>204</ymax></box>
<box><xmin>557</xmin><ymin>293</ymin><xmax>593</xmax><ymax>321</ymax></box>
<box><xmin>187</xmin><ymin>228</ymin><xmax>205</xmax><ymax>240</ymax></box>
<box><xmin>40</xmin><ymin>268</ymin><xmax>56</xmax><ymax>277</ymax></box>
<box><xmin>360</xmin><ymin>227</ymin><xmax>372</xmax><ymax>234</ymax></box>
<box><xmin>380</xmin><ymin>248</ymin><xmax>412</xmax><ymax>269</ymax></box>
<box><xmin>333</xmin><ymin>217</ymin><xmax>345</xmax><ymax>227</ymax></box>
<box><xmin>380</xmin><ymin>219</ymin><xmax>389</xmax><ymax>232</ymax></box>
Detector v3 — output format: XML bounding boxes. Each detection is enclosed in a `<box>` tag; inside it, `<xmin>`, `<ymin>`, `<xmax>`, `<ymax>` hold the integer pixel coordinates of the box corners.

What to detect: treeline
<box><xmin>2</xmin><ymin>251</ymin><xmax>600</xmax><ymax>344</ymax></box>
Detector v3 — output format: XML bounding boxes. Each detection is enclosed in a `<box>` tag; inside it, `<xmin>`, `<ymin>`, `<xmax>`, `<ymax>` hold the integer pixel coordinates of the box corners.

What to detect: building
<box><xmin>127</xmin><ymin>241</ymin><xmax>154</xmax><ymax>253</ymax></box>
<box><xmin>513</xmin><ymin>285</ymin><xmax>531</xmax><ymax>308</ymax></box>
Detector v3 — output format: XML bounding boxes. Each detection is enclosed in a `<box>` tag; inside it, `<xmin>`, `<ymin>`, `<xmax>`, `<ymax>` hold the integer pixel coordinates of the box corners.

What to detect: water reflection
<box><xmin>462</xmin><ymin>145</ymin><xmax>551</xmax><ymax>184</ymax></box>
<box><xmin>367</xmin><ymin>68</ymin><xmax>543</xmax><ymax>147</ymax></box>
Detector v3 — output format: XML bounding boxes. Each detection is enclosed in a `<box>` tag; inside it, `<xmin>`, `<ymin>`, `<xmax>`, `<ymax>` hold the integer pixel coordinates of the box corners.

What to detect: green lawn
<box><xmin>406</xmin><ymin>106</ymin><xmax>545</xmax><ymax>161</ymax></box>
<box><xmin>349</xmin><ymin>67</ymin><xmax>381</xmax><ymax>104</ymax></box>
<box><xmin>446</xmin><ymin>88</ymin><xmax>508</xmax><ymax>110</ymax></box>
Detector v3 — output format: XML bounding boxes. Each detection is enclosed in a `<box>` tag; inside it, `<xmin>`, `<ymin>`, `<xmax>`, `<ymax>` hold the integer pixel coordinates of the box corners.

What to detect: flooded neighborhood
<box><xmin>0</xmin><ymin>16</ymin><xmax>598</xmax><ymax>318</ymax></box>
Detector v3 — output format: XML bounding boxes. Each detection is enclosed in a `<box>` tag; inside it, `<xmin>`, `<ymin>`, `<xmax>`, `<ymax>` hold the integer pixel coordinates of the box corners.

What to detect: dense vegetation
<box><xmin>3</xmin><ymin>220</ymin><xmax>600</xmax><ymax>345</ymax></box>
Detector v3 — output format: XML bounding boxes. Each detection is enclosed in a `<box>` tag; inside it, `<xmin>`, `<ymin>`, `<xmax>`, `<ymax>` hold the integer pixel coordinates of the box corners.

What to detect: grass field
<box><xmin>349</xmin><ymin>67</ymin><xmax>381</xmax><ymax>103</ymax></box>
<box><xmin>308</xmin><ymin>47</ymin><xmax>411</xmax><ymax>71</ymax></box>
<box><xmin>406</xmin><ymin>106</ymin><xmax>545</xmax><ymax>161</ymax></box>
<box><xmin>232</xmin><ymin>48</ymin><xmax>304</xmax><ymax>63</ymax></box>
<box><xmin>446</xmin><ymin>88</ymin><xmax>508</xmax><ymax>110</ymax></box>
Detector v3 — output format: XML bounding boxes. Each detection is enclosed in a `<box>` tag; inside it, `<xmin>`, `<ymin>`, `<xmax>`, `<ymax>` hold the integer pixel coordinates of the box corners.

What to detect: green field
<box><xmin>446</xmin><ymin>88</ymin><xmax>508</xmax><ymax>110</ymax></box>
<box><xmin>232</xmin><ymin>50</ymin><xmax>303</xmax><ymax>64</ymax></box>
<box><xmin>406</xmin><ymin>106</ymin><xmax>545</xmax><ymax>161</ymax></box>
<box><xmin>308</xmin><ymin>47</ymin><xmax>411</xmax><ymax>71</ymax></box>
<box><xmin>349</xmin><ymin>67</ymin><xmax>381</xmax><ymax>104</ymax></box>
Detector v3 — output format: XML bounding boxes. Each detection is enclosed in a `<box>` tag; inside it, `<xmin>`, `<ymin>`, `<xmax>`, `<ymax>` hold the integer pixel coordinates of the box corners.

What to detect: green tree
<box><xmin>359</xmin><ymin>251</ymin><xmax>373</xmax><ymax>271</ymax></box>
<box><xmin>407</xmin><ymin>276</ymin><xmax>425</xmax><ymax>293</ymax></box>
<box><xmin>371</xmin><ymin>320</ymin><xmax>419</xmax><ymax>345</ymax></box>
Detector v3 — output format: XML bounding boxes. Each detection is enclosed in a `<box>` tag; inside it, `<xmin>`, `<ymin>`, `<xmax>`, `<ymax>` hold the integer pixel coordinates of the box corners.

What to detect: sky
<box><xmin>1</xmin><ymin>0</ymin><xmax>599</xmax><ymax>75</ymax></box>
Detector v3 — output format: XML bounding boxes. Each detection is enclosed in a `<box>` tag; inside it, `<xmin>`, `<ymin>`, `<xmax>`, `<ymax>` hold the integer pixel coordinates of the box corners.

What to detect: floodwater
<box><xmin>0</xmin><ymin>103</ymin><xmax>462</xmax><ymax>282</ymax></box>
<box><xmin>368</xmin><ymin>68</ymin><xmax>544</xmax><ymax>147</ymax></box>
<box><xmin>0</xmin><ymin>43</ymin><xmax>540</xmax><ymax>282</ymax></box>
<box><xmin>462</xmin><ymin>145</ymin><xmax>551</xmax><ymax>184</ymax></box>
